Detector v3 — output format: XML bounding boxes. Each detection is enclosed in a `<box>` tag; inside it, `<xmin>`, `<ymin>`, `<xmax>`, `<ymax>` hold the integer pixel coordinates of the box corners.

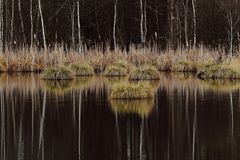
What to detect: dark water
<box><xmin>0</xmin><ymin>73</ymin><xmax>240</xmax><ymax>160</ymax></box>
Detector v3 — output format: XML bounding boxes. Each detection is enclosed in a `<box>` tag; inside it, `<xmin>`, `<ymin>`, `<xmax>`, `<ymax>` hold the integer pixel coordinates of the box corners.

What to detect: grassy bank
<box><xmin>2</xmin><ymin>47</ymin><xmax>240</xmax><ymax>80</ymax></box>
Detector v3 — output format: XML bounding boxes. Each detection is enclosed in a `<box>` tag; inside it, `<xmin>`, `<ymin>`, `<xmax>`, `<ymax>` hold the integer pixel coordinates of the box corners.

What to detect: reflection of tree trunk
<box><xmin>11</xmin><ymin>93</ymin><xmax>16</xmax><ymax>147</ymax></box>
<box><xmin>39</xmin><ymin>90</ymin><xmax>46</xmax><ymax>151</ymax></box>
<box><xmin>78</xmin><ymin>91</ymin><xmax>82</xmax><ymax>160</ymax></box>
<box><xmin>115</xmin><ymin>113</ymin><xmax>121</xmax><ymax>155</ymax></box>
<box><xmin>140</xmin><ymin>118</ymin><xmax>146</xmax><ymax>160</ymax></box>
<box><xmin>192</xmin><ymin>89</ymin><xmax>197</xmax><ymax>160</ymax></box>
<box><xmin>230</xmin><ymin>91</ymin><xmax>234</xmax><ymax>136</ymax></box>
<box><xmin>1</xmin><ymin>91</ymin><xmax>5</xmax><ymax>160</ymax></box>
<box><xmin>18</xmin><ymin>109</ymin><xmax>24</xmax><ymax>160</ymax></box>
<box><xmin>127</xmin><ymin>120</ymin><xmax>131</xmax><ymax>160</ymax></box>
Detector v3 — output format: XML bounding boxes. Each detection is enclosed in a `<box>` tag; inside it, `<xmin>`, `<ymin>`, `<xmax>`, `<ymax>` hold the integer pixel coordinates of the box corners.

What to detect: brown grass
<box><xmin>0</xmin><ymin>46</ymin><xmax>221</xmax><ymax>74</ymax></box>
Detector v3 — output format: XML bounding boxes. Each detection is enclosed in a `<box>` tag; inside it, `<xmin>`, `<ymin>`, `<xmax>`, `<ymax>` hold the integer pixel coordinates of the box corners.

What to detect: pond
<box><xmin>0</xmin><ymin>73</ymin><xmax>240</xmax><ymax>160</ymax></box>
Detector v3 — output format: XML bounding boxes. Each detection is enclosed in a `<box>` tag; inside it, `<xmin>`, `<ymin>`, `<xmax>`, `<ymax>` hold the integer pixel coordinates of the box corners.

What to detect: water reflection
<box><xmin>0</xmin><ymin>73</ymin><xmax>240</xmax><ymax>159</ymax></box>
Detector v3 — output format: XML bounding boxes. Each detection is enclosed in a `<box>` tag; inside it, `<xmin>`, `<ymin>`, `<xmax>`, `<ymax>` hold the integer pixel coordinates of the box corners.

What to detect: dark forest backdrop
<box><xmin>1</xmin><ymin>0</ymin><xmax>240</xmax><ymax>53</ymax></box>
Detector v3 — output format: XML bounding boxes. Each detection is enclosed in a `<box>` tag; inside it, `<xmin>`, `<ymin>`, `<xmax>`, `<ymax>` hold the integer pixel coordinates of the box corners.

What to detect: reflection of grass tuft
<box><xmin>70</xmin><ymin>63</ymin><xmax>94</xmax><ymax>76</ymax></box>
<box><xmin>41</xmin><ymin>66</ymin><xmax>74</xmax><ymax>80</ymax></box>
<box><xmin>44</xmin><ymin>80</ymin><xmax>74</xmax><ymax>94</ymax></box>
<box><xmin>110</xmin><ymin>99</ymin><xmax>154</xmax><ymax>117</ymax></box>
<box><xmin>110</xmin><ymin>82</ymin><xmax>153</xmax><ymax>99</ymax></box>
<box><xmin>129</xmin><ymin>66</ymin><xmax>160</xmax><ymax>80</ymax></box>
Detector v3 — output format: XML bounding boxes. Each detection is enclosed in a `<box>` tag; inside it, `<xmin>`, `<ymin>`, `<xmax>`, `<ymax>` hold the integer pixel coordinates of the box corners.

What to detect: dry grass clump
<box><xmin>172</xmin><ymin>61</ymin><xmax>196</xmax><ymax>72</ymax></box>
<box><xmin>41</xmin><ymin>66</ymin><xmax>74</xmax><ymax>80</ymax></box>
<box><xmin>129</xmin><ymin>66</ymin><xmax>160</xmax><ymax>80</ymax></box>
<box><xmin>197</xmin><ymin>64</ymin><xmax>240</xmax><ymax>79</ymax></box>
<box><xmin>70</xmin><ymin>63</ymin><xmax>94</xmax><ymax>76</ymax></box>
<box><xmin>109</xmin><ymin>82</ymin><xmax>153</xmax><ymax>99</ymax></box>
<box><xmin>103</xmin><ymin>60</ymin><xmax>132</xmax><ymax>77</ymax></box>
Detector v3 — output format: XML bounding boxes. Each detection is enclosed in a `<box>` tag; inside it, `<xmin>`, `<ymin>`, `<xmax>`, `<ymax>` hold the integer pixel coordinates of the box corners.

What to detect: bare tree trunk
<box><xmin>18</xmin><ymin>0</ymin><xmax>26</xmax><ymax>44</ymax></box>
<box><xmin>10</xmin><ymin>0</ymin><xmax>14</xmax><ymax>47</ymax></box>
<box><xmin>113</xmin><ymin>0</ymin><xmax>118</xmax><ymax>50</ymax></box>
<box><xmin>144</xmin><ymin>0</ymin><xmax>147</xmax><ymax>44</ymax></box>
<box><xmin>192</xmin><ymin>0</ymin><xmax>196</xmax><ymax>48</ymax></box>
<box><xmin>5</xmin><ymin>0</ymin><xmax>10</xmax><ymax>47</ymax></box>
<box><xmin>71</xmin><ymin>0</ymin><xmax>76</xmax><ymax>48</ymax></box>
<box><xmin>38</xmin><ymin>0</ymin><xmax>47</xmax><ymax>51</ymax></box>
<box><xmin>184</xmin><ymin>0</ymin><xmax>189</xmax><ymax>48</ymax></box>
<box><xmin>0</xmin><ymin>0</ymin><xmax>3</xmax><ymax>53</ymax></box>
<box><xmin>140</xmin><ymin>0</ymin><xmax>144</xmax><ymax>45</ymax></box>
<box><xmin>30</xmin><ymin>0</ymin><xmax>33</xmax><ymax>48</ymax></box>
<box><xmin>77</xmin><ymin>0</ymin><xmax>82</xmax><ymax>53</ymax></box>
<box><xmin>168</xmin><ymin>0</ymin><xmax>174</xmax><ymax>48</ymax></box>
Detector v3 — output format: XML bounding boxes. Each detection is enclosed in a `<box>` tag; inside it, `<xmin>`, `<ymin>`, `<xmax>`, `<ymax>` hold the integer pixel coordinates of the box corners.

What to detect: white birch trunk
<box><xmin>184</xmin><ymin>0</ymin><xmax>189</xmax><ymax>48</ymax></box>
<box><xmin>38</xmin><ymin>0</ymin><xmax>47</xmax><ymax>51</ymax></box>
<box><xmin>0</xmin><ymin>0</ymin><xmax>3</xmax><ymax>53</ymax></box>
<box><xmin>30</xmin><ymin>0</ymin><xmax>33</xmax><ymax>48</ymax></box>
<box><xmin>113</xmin><ymin>0</ymin><xmax>118</xmax><ymax>50</ymax></box>
<box><xmin>192</xmin><ymin>0</ymin><xmax>196</xmax><ymax>48</ymax></box>
<box><xmin>10</xmin><ymin>0</ymin><xmax>14</xmax><ymax>47</ymax></box>
<box><xmin>18</xmin><ymin>0</ymin><xmax>26</xmax><ymax>43</ymax></box>
<box><xmin>77</xmin><ymin>1</ymin><xmax>82</xmax><ymax>53</ymax></box>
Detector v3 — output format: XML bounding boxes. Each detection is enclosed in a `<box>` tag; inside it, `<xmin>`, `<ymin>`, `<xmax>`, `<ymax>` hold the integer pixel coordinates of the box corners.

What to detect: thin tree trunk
<box><xmin>18</xmin><ymin>0</ymin><xmax>26</xmax><ymax>44</ymax></box>
<box><xmin>30</xmin><ymin>0</ymin><xmax>33</xmax><ymax>48</ymax></box>
<box><xmin>77</xmin><ymin>0</ymin><xmax>82</xmax><ymax>53</ymax></box>
<box><xmin>184</xmin><ymin>0</ymin><xmax>189</xmax><ymax>48</ymax></box>
<box><xmin>10</xmin><ymin>0</ymin><xmax>14</xmax><ymax>47</ymax></box>
<box><xmin>192</xmin><ymin>0</ymin><xmax>196</xmax><ymax>48</ymax></box>
<box><xmin>113</xmin><ymin>0</ymin><xmax>118</xmax><ymax>50</ymax></box>
<box><xmin>168</xmin><ymin>0</ymin><xmax>174</xmax><ymax>48</ymax></box>
<box><xmin>0</xmin><ymin>0</ymin><xmax>3</xmax><ymax>53</ymax></box>
<box><xmin>38</xmin><ymin>0</ymin><xmax>47</xmax><ymax>51</ymax></box>
<box><xmin>140</xmin><ymin>0</ymin><xmax>144</xmax><ymax>45</ymax></box>
<box><xmin>71</xmin><ymin>1</ymin><xmax>76</xmax><ymax>48</ymax></box>
<box><xmin>144</xmin><ymin>0</ymin><xmax>147</xmax><ymax>44</ymax></box>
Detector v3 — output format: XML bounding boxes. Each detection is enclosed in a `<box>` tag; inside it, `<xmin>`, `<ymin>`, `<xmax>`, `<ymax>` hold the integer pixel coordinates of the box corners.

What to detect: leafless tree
<box><xmin>38</xmin><ymin>0</ymin><xmax>47</xmax><ymax>51</ymax></box>
<box><xmin>220</xmin><ymin>0</ymin><xmax>240</xmax><ymax>56</ymax></box>
<box><xmin>113</xmin><ymin>0</ymin><xmax>118</xmax><ymax>50</ymax></box>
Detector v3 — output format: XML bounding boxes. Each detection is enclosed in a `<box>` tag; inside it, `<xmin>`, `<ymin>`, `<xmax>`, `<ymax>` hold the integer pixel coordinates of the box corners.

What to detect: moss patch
<box><xmin>109</xmin><ymin>83</ymin><xmax>152</xmax><ymax>99</ymax></box>
<box><xmin>129</xmin><ymin>66</ymin><xmax>160</xmax><ymax>80</ymax></box>
<box><xmin>70</xmin><ymin>63</ymin><xmax>94</xmax><ymax>76</ymax></box>
<box><xmin>41</xmin><ymin>66</ymin><xmax>74</xmax><ymax>80</ymax></box>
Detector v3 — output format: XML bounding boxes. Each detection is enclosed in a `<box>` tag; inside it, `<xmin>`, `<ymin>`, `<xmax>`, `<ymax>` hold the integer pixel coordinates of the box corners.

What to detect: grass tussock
<box><xmin>41</xmin><ymin>66</ymin><xmax>74</xmax><ymax>80</ymax></box>
<box><xmin>172</xmin><ymin>61</ymin><xmax>196</xmax><ymax>72</ymax></box>
<box><xmin>109</xmin><ymin>82</ymin><xmax>153</xmax><ymax>99</ymax></box>
<box><xmin>129</xmin><ymin>66</ymin><xmax>160</xmax><ymax>80</ymax></box>
<box><xmin>103</xmin><ymin>60</ymin><xmax>131</xmax><ymax>77</ymax></box>
<box><xmin>110</xmin><ymin>99</ymin><xmax>154</xmax><ymax>117</ymax></box>
<box><xmin>70</xmin><ymin>63</ymin><xmax>95</xmax><ymax>76</ymax></box>
<box><xmin>197</xmin><ymin>59</ymin><xmax>240</xmax><ymax>79</ymax></box>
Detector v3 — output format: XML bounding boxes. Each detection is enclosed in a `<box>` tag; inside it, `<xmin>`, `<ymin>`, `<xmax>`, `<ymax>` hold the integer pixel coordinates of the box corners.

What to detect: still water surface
<box><xmin>0</xmin><ymin>73</ymin><xmax>240</xmax><ymax>160</ymax></box>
